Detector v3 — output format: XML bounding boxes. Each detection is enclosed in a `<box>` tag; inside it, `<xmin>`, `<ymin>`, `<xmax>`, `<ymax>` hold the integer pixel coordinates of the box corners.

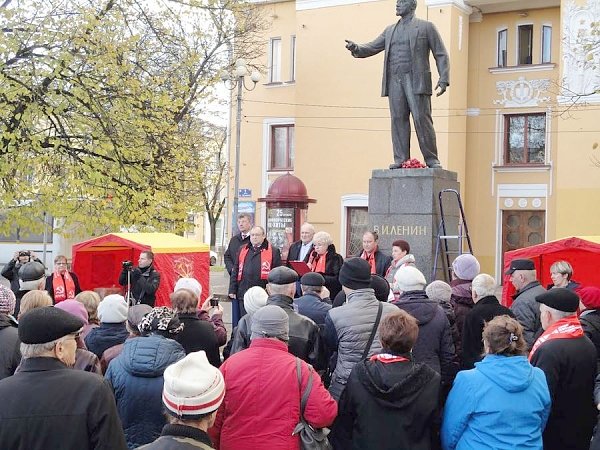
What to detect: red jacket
<box><xmin>210</xmin><ymin>338</ymin><xmax>337</xmax><ymax>450</ymax></box>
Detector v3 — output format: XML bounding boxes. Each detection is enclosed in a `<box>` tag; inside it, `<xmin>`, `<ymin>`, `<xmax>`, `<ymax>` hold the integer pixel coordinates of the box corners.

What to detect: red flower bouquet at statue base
<box><xmin>400</xmin><ymin>158</ymin><xmax>426</xmax><ymax>169</ymax></box>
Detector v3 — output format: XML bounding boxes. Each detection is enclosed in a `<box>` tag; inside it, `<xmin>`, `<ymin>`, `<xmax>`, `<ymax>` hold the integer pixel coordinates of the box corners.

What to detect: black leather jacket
<box><xmin>119</xmin><ymin>265</ymin><xmax>160</xmax><ymax>306</ymax></box>
<box><xmin>229</xmin><ymin>294</ymin><xmax>325</xmax><ymax>370</ymax></box>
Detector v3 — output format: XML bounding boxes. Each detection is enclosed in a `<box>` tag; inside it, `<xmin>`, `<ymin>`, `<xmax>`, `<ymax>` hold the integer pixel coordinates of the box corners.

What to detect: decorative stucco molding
<box><xmin>558</xmin><ymin>0</ymin><xmax>600</xmax><ymax>104</ymax></box>
<box><xmin>494</xmin><ymin>77</ymin><xmax>551</xmax><ymax>107</ymax></box>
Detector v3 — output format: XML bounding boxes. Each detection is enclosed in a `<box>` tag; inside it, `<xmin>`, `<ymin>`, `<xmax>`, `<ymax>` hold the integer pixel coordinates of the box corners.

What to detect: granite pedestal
<box><xmin>368</xmin><ymin>168</ymin><xmax>461</xmax><ymax>282</ymax></box>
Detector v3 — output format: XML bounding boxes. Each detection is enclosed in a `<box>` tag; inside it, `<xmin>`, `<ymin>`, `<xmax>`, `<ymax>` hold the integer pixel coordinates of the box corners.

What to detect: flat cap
<box><xmin>535</xmin><ymin>288</ymin><xmax>579</xmax><ymax>313</ymax></box>
<box><xmin>300</xmin><ymin>272</ymin><xmax>325</xmax><ymax>287</ymax></box>
<box><xmin>267</xmin><ymin>266</ymin><xmax>298</xmax><ymax>285</ymax></box>
<box><xmin>505</xmin><ymin>259</ymin><xmax>535</xmax><ymax>275</ymax></box>
<box><xmin>19</xmin><ymin>306</ymin><xmax>84</xmax><ymax>344</ymax></box>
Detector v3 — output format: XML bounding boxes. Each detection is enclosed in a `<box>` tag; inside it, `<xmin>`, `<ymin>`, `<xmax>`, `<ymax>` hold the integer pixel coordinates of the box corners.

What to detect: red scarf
<box><xmin>237</xmin><ymin>243</ymin><xmax>273</xmax><ymax>281</ymax></box>
<box><xmin>529</xmin><ymin>315</ymin><xmax>584</xmax><ymax>360</ymax></box>
<box><xmin>370</xmin><ymin>353</ymin><xmax>409</xmax><ymax>364</ymax></box>
<box><xmin>52</xmin><ymin>270</ymin><xmax>76</xmax><ymax>303</ymax></box>
<box><xmin>361</xmin><ymin>246</ymin><xmax>378</xmax><ymax>274</ymax></box>
<box><xmin>308</xmin><ymin>251</ymin><xmax>327</xmax><ymax>273</ymax></box>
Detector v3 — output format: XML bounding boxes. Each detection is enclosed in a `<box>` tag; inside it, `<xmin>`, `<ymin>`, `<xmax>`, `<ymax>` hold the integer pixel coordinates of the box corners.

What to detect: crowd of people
<box><xmin>0</xmin><ymin>218</ymin><xmax>600</xmax><ymax>449</ymax></box>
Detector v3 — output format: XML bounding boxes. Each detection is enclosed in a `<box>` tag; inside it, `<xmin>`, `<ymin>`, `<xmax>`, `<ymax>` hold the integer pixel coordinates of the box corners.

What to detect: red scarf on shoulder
<box><xmin>529</xmin><ymin>315</ymin><xmax>584</xmax><ymax>360</ymax></box>
<box><xmin>361</xmin><ymin>246</ymin><xmax>378</xmax><ymax>274</ymax></box>
<box><xmin>237</xmin><ymin>243</ymin><xmax>273</xmax><ymax>281</ymax></box>
<box><xmin>308</xmin><ymin>251</ymin><xmax>327</xmax><ymax>273</ymax></box>
<box><xmin>52</xmin><ymin>271</ymin><xmax>76</xmax><ymax>303</ymax></box>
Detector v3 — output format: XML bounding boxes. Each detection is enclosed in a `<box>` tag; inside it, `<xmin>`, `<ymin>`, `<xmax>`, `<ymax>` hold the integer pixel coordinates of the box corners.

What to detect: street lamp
<box><xmin>221</xmin><ymin>59</ymin><xmax>260</xmax><ymax>233</ymax></box>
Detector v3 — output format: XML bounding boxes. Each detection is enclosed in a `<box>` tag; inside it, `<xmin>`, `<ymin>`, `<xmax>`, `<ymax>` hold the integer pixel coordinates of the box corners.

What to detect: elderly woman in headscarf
<box><xmin>105</xmin><ymin>307</ymin><xmax>186</xmax><ymax>449</ymax></box>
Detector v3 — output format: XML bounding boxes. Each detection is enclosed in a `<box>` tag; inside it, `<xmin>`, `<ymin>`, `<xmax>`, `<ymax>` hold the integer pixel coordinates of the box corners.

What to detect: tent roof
<box><xmin>73</xmin><ymin>232</ymin><xmax>209</xmax><ymax>253</ymax></box>
<box><xmin>505</xmin><ymin>236</ymin><xmax>600</xmax><ymax>260</ymax></box>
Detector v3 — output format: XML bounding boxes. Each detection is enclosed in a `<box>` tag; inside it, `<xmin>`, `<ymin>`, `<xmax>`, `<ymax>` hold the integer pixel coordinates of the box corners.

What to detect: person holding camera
<box><xmin>1</xmin><ymin>251</ymin><xmax>43</xmax><ymax>297</ymax></box>
<box><xmin>118</xmin><ymin>251</ymin><xmax>161</xmax><ymax>307</ymax></box>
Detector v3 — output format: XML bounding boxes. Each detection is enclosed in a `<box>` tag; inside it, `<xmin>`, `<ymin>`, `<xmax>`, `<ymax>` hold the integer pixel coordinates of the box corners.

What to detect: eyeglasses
<box><xmin>55</xmin><ymin>262</ymin><xmax>67</xmax><ymax>266</ymax></box>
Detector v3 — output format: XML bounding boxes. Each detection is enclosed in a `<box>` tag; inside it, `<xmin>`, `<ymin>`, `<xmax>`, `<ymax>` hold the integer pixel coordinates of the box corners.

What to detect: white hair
<box><xmin>313</xmin><ymin>231</ymin><xmax>333</xmax><ymax>247</ymax></box>
<box><xmin>20</xmin><ymin>335</ymin><xmax>71</xmax><ymax>358</ymax></box>
<box><xmin>540</xmin><ymin>304</ymin><xmax>574</xmax><ymax>322</ymax></box>
<box><xmin>471</xmin><ymin>274</ymin><xmax>497</xmax><ymax>298</ymax></box>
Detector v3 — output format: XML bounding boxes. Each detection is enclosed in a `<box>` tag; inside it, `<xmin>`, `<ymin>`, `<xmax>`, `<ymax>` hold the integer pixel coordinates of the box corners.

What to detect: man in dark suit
<box><xmin>223</xmin><ymin>213</ymin><xmax>253</xmax><ymax>275</ymax></box>
<box><xmin>229</xmin><ymin>226</ymin><xmax>281</xmax><ymax>327</ymax></box>
<box><xmin>345</xmin><ymin>0</ymin><xmax>449</xmax><ymax>169</ymax></box>
<box><xmin>287</xmin><ymin>222</ymin><xmax>315</xmax><ymax>263</ymax></box>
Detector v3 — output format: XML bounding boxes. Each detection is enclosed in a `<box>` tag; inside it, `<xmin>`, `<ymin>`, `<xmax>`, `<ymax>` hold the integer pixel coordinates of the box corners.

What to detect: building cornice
<box><xmin>296</xmin><ymin>0</ymin><xmax>379</xmax><ymax>11</ymax></box>
<box><xmin>425</xmin><ymin>0</ymin><xmax>473</xmax><ymax>15</ymax></box>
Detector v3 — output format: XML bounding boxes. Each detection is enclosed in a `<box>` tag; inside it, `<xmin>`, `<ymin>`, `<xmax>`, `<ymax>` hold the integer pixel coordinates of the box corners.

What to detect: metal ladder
<box><xmin>432</xmin><ymin>189</ymin><xmax>473</xmax><ymax>282</ymax></box>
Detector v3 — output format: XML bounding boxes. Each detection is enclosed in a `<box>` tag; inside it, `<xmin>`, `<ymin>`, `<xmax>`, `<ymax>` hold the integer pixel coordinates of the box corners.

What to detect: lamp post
<box><xmin>221</xmin><ymin>59</ymin><xmax>260</xmax><ymax>234</ymax></box>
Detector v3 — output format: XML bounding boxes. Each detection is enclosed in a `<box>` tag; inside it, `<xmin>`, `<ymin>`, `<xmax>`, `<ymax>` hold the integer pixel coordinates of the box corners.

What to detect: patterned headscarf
<box><xmin>138</xmin><ymin>306</ymin><xmax>184</xmax><ymax>336</ymax></box>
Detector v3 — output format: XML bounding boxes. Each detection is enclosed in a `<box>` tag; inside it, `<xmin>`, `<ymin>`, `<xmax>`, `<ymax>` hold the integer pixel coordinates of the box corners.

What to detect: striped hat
<box><xmin>162</xmin><ymin>351</ymin><xmax>225</xmax><ymax>418</ymax></box>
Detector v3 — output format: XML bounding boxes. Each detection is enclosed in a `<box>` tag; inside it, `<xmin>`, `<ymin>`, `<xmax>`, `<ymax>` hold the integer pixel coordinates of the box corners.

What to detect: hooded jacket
<box><xmin>392</xmin><ymin>290</ymin><xmax>457</xmax><ymax>385</ymax></box>
<box><xmin>335</xmin><ymin>356</ymin><xmax>440</xmax><ymax>450</ymax></box>
<box><xmin>0</xmin><ymin>313</ymin><xmax>20</xmax><ymax>380</ymax></box>
<box><xmin>441</xmin><ymin>354</ymin><xmax>550</xmax><ymax>450</ymax></box>
<box><xmin>105</xmin><ymin>334</ymin><xmax>186</xmax><ymax>448</ymax></box>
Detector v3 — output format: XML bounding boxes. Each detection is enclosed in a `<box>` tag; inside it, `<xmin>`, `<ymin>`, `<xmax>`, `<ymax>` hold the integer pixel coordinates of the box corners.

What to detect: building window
<box><xmin>518</xmin><ymin>25</ymin><xmax>533</xmax><ymax>65</ymax></box>
<box><xmin>290</xmin><ymin>35</ymin><xmax>296</xmax><ymax>82</ymax></box>
<box><xmin>269</xmin><ymin>37</ymin><xmax>282</xmax><ymax>83</ymax></box>
<box><xmin>345</xmin><ymin>207</ymin><xmax>369</xmax><ymax>257</ymax></box>
<box><xmin>270</xmin><ymin>124</ymin><xmax>294</xmax><ymax>170</ymax></box>
<box><xmin>497</xmin><ymin>29</ymin><xmax>507</xmax><ymax>67</ymax></box>
<box><xmin>504</xmin><ymin>113</ymin><xmax>546</xmax><ymax>164</ymax></box>
<box><xmin>541</xmin><ymin>25</ymin><xmax>552</xmax><ymax>64</ymax></box>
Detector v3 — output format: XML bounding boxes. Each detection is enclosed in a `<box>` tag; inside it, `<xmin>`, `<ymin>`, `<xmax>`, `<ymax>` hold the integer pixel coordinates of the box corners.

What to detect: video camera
<box><xmin>19</xmin><ymin>251</ymin><xmax>31</xmax><ymax>257</ymax></box>
<box><xmin>122</xmin><ymin>260</ymin><xmax>134</xmax><ymax>270</ymax></box>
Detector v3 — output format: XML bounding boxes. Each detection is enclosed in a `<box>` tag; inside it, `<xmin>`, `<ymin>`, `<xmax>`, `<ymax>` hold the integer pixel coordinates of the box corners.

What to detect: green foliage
<box><xmin>0</xmin><ymin>0</ymin><xmax>263</xmax><ymax>237</ymax></box>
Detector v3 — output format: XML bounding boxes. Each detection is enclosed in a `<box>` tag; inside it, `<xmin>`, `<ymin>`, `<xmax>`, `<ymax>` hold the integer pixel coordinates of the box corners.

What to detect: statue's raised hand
<box><xmin>345</xmin><ymin>39</ymin><xmax>358</xmax><ymax>53</ymax></box>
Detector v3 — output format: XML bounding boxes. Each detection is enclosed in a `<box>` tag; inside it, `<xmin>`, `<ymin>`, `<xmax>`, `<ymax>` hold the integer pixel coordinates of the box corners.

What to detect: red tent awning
<box><xmin>502</xmin><ymin>236</ymin><xmax>600</xmax><ymax>306</ymax></box>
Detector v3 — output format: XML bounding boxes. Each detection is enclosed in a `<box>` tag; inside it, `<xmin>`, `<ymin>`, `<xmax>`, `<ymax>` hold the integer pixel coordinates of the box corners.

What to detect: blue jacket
<box><xmin>294</xmin><ymin>292</ymin><xmax>332</xmax><ymax>325</ymax></box>
<box><xmin>85</xmin><ymin>322</ymin><xmax>129</xmax><ymax>358</ymax></box>
<box><xmin>441</xmin><ymin>354</ymin><xmax>550</xmax><ymax>450</ymax></box>
<box><xmin>105</xmin><ymin>334</ymin><xmax>185</xmax><ymax>449</ymax></box>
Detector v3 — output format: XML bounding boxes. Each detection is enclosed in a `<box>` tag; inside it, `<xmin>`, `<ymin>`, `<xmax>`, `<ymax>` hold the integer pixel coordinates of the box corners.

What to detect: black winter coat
<box><xmin>334</xmin><ymin>356</ymin><xmax>440</xmax><ymax>450</ymax></box>
<box><xmin>228</xmin><ymin>240</ymin><xmax>282</xmax><ymax>304</ymax></box>
<box><xmin>175</xmin><ymin>313</ymin><xmax>221</xmax><ymax>367</ymax></box>
<box><xmin>0</xmin><ymin>314</ymin><xmax>20</xmax><ymax>380</ymax></box>
<box><xmin>119</xmin><ymin>265</ymin><xmax>160</xmax><ymax>307</ymax></box>
<box><xmin>461</xmin><ymin>296</ymin><xmax>514</xmax><ymax>370</ymax></box>
<box><xmin>229</xmin><ymin>294</ymin><xmax>325</xmax><ymax>370</ymax></box>
<box><xmin>0</xmin><ymin>357</ymin><xmax>127</xmax><ymax>450</ymax></box>
<box><xmin>530</xmin><ymin>334</ymin><xmax>597</xmax><ymax>450</ymax></box>
<box><xmin>137</xmin><ymin>424</ymin><xmax>214</xmax><ymax>450</ymax></box>
<box><xmin>85</xmin><ymin>322</ymin><xmax>129</xmax><ymax>358</ymax></box>
<box><xmin>308</xmin><ymin>244</ymin><xmax>344</xmax><ymax>299</ymax></box>
<box><xmin>392</xmin><ymin>291</ymin><xmax>458</xmax><ymax>385</ymax></box>
<box><xmin>1</xmin><ymin>257</ymin><xmax>43</xmax><ymax>295</ymax></box>
<box><xmin>581</xmin><ymin>309</ymin><xmax>600</xmax><ymax>374</ymax></box>
<box><xmin>450</xmin><ymin>278</ymin><xmax>474</xmax><ymax>357</ymax></box>
<box><xmin>223</xmin><ymin>233</ymin><xmax>250</xmax><ymax>275</ymax></box>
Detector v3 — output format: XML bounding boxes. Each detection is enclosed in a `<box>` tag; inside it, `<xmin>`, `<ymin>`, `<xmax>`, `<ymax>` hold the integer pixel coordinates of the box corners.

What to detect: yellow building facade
<box><xmin>229</xmin><ymin>0</ymin><xmax>600</xmax><ymax>280</ymax></box>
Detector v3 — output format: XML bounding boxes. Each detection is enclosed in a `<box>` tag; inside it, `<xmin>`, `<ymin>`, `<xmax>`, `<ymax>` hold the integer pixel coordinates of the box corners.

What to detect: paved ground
<box><xmin>210</xmin><ymin>267</ymin><xmax>233</xmax><ymax>337</ymax></box>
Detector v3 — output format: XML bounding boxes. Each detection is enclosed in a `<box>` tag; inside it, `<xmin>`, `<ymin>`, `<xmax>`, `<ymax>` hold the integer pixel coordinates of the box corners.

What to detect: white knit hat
<box><xmin>162</xmin><ymin>351</ymin><xmax>225</xmax><ymax>418</ymax></box>
<box><xmin>394</xmin><ymin>266</ymin><xmax>427</xmax><ymax>293</ymax></box>
<box><xmin>97</xmin><ymin>294</ymin><xmax>128</xmax><ymax>323</ymax></box>
<box><xmin>243</xmin><ymin>286</ymin><xmax>268</xmax><ymax>316</ymax></box>
<box><xmin>174</xmin><ymin>277</ymin><xmax>202</xmax><ymax>298</ymax></box>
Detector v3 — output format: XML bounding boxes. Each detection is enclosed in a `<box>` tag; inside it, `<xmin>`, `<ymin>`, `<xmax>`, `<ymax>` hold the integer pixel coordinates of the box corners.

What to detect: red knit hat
<box><xmin>579</xmin><ymin>287</ymin><xmax>600</xmax><ymax>310</ymax></box>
